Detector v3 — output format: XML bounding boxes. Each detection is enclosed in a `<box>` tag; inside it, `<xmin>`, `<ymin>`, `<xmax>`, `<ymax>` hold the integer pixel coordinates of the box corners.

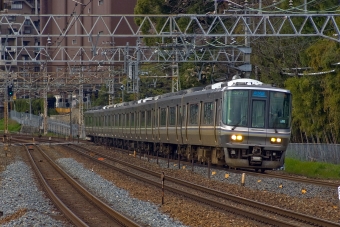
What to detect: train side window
<box><xmin>131</xmin><ymin>112</ymin><xmax>134</xmax><ymax>127</ymax></box>
<box><xmin>182</xmin><ymin>105</ymin><xmax>187</xmax><ymax>125</ymax></box>
<box><xmin>136</xmin><ymin>112</ymin><xmax>140</xmax><ymax>128</ymax></box>
<box><xmin>203</xmin><ymin>102</ymin><xmax>214</xmax><ymax>125</ymax></box>
<box><xmin>124</xmin><ymin>113</ymin><xmax>128</xmax><ymax>128</ymax></box>
<box><xmin>189</xmin><ymin>103</ymin><xmax>199</xmax><ymax>125</ymax></box>
<box><xmin>178</xmin><ymin>106</ymin><xmax>181</xmax><ymax>125</ymax></box>
<box><xmin>141</xmin><ymin>111</ymin><xmax>145</xmax><ymax>127</ymax></box>
<box><xmin>147</xmin><ymin>110</ymin><xmax>152</xmax><ymax>127</ymax></box>
<box><xmin>169</xmin><ymin>107</ymin><xmax>176</xmax><ymax>126</ymax></box>
<box><xmin>160</xmin><ymin>108</ymin><xmax>166</xmax><ymax>126</ymax></box>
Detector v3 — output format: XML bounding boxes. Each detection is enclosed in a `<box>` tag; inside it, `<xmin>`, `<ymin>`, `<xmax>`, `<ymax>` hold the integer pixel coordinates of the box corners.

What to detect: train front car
<box><xmin>220</xmin><ymin>79</ymin><xmax>292</xmax><ymax>172</ymax></box>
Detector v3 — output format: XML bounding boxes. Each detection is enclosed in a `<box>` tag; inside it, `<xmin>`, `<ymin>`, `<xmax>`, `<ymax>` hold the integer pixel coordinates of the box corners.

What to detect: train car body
<box><xmin>84</xmin><ymin>78</ymin><xmax>292</xmax><ymax>171</ymax></box>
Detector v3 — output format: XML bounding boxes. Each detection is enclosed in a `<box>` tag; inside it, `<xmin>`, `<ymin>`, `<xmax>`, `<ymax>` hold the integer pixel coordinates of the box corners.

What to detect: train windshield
<box><xmin>223</xmin><ymin>90</ymin><xmax>291</xmax><ymax>129</ymax></box>
<box><xmin>269</xmin><ymin>91</ymin><xmax>291</xmax><ymax>129</ymax></box>
<box><xmin>222</xmin><ymin>90</ymin><xmax>249</xmax><ymax>127</ymax></box>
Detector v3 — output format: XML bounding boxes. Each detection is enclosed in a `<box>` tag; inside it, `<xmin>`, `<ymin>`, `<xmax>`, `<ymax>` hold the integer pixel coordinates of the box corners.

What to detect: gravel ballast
<box><xmin>153</xmin><ymin>158</ymin><xmax>339</xmax><ymax>202</ymax></box>
<box><xmin>0</xmin><ymin>161</ymin><xmax>70</xmax><ymax>227</ymax></box>
<box><xmin>1</xmin><ymin>144</ymin><xmax>339</xmax><ymax>226</ymax></box>
<box><xmin>56</xmin><ymin>158</ymin><xmax>188</xmax><ymax>227</ymax></box>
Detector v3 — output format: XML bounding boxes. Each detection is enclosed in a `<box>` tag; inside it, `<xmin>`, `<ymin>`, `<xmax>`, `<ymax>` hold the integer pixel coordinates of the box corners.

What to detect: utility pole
<box><xmin>244</xmin><ymin>0</ymin><xmax>251</xmax><ymax>78</ymax></box>
<box><xmin>78</xmin><ymin>62</ymin><xmax>84</xmax><ymax>139</ymax></box>
<box><xmin>135</xmin><ymin>38</ymin><xmax>141</xmax><ymax>100</ymax></box>
<box><xmin>4</xmin><ymin>72</ymin><xmax>9</xmax><ymax>134</ymax></box>
<box><xmin>78</xmin><ymin>3</ymin><xmax>85</xmax><ymax>139</ymax></box>
<box><xmin>69</xmin><ymin>91</ymin><xmax>72</xmax><ymax>139</ymax></box>
<box><xmin>43</xmin><ymin>68</ymin><xmax>48</xmax><ymax>135</ymax></box>
<box><xmin>43</xmin><ymin>36</ymin><xmax>51</xmax><ymax>135</ymax></box>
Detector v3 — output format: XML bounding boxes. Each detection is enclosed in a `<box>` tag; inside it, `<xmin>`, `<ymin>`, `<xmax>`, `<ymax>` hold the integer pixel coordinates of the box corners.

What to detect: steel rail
<box><xmin>27</xmin><ymin>144</ymin><xmax>141</xmax><ymax>227</ymax></box>
<box><xmin>67</xmin><ymin>144</ymin><xmax>340</xmax><ymax>227</ymax></box>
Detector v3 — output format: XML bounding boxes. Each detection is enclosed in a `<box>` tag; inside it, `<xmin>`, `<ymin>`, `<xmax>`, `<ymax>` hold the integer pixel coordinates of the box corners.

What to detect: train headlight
<box><xmin>270</xmin><ymin>137</ymin><xmax>282</xmax><ymax>144</ymax></box>
<box><xmin>231</xmin><ymin>134</ymin><xmax>243</xmax><ymax>141</ymax></box>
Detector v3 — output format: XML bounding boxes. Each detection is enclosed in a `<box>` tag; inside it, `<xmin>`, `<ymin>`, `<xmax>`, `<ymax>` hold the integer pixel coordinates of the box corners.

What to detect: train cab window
<box><xmin>189</xmin><ymin>103</ymin><xmax>199</xmax><ymax>125</ymax></box>
<box><xmin>160</xmin><ymin>108</ymin><xmax>166</xmax><ymax>126</ymax></box>
<box><xmin>146</xmin><ymin>110</ymin><xmax>152</xmax><ymax>127</ymax></box>
<box><xmin>141</xmin><ymin>111</ymin><xmax>145</xmax><ymax>127</ymax></box>
<box><xmin>203</xmin><ymin>102</ymin><xmax>214</xmax><ymax>125</ymax></box>
<box><xmin>251</xmin><ymin>100</ymin><xmax>265</xmax><ymax>128</ymax></box>
<box><xmin>169</xmin><ymin>107</ymin><xmax>176</xmax><ymax>126</ymax></box>
<box><xmin>269</xmin><ymin>92</ymin><xmax>291</xmax><ymax>129</ymax></box>
<box><xmin>131</xmin><ymin>113</ymin><xmax>134</xmax><ymax>127</ymax></box>
<box><xmin>223</xmin><ymin>90</ymin><xmax>249</xmax><ymax>127</ymax></box>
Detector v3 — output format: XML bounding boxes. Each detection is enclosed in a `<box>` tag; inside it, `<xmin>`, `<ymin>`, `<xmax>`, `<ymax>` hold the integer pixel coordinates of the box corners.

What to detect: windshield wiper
<box><xmin>232</xmin><ymin>121</ymin><xmax>240</xmax><ymax>130</ymax></box>
<box><xmin>273</xmin><ymin>117</ymin><xmax>278</xmax><ymax>133</ymax></box>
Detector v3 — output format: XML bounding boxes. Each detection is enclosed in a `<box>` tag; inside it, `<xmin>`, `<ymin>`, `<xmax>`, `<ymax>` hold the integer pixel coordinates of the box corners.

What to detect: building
<box><xmin>1</xmin><ymin>0</ymin><xmax>137</xmax><ymax>70</ymax></box>
<box><xmin>1</xmin><ymin>0</ymin><xmax>137</xmax><ymax>100</ymax></box>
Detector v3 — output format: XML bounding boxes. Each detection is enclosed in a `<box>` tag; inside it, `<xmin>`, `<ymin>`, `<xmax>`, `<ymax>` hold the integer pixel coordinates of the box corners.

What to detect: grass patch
<box><xmin>0</xmin><ymin>118</ymin><xmax>21</xmax><ymax>132</ymax></box>
<box><xmin>285</xmin><ymin>157</ymin><xmax>340</xmax><ymax>180</ymax></box>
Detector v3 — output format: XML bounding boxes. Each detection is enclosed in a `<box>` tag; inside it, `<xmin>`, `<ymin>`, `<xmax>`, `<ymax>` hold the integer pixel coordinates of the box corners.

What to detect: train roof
<box><xmin>85</xmin><ymin>78</ymin><xmax>289</xmax><ymax>113</ymax></box>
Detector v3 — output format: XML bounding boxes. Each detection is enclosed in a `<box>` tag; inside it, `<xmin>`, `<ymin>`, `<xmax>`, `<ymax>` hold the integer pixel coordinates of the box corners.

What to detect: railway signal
<box><xmin>7</xmin><ymin>84</ymin><xmax>13</xmax><ymax>97</ymax></box>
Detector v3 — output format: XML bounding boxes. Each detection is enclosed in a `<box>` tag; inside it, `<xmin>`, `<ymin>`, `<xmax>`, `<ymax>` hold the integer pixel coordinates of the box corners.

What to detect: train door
<box><xmin>141</xmin><ymin>110</ymin><xmax>145</xmax><ymax>140</ymax></box>
<box><xmin>166</xmin><ymin>107</ymin><xmax>169</xmax><ymax>141</ymax></box>
<box><xmin>176</xmin><ymin>105</ymin><xmax>179</xmax><ymax>142</ymax></box>
<box><xmin>185</xmin><ymin>104</ymin><xmax>188</xmax><ymax>142</ymax></box>
<box><xmin>248</xmin><ymin>90</ymin><xmax>268</xmax><ymax>146</ymax></box>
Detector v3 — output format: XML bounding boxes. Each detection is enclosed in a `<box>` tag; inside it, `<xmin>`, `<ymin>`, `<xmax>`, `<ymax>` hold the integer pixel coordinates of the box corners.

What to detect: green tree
<box><xmin>92</xmin><ymin>85</ymin><xmax>109</xmax><ymax>106</ymax></box>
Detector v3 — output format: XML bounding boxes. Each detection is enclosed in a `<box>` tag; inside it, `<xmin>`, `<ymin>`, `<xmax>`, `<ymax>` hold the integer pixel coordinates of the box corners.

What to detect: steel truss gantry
<box><xmin>1</xmin><ymin>13</ymin><xmax>340</xmax><ymax>137</ymax></box>
<box><xmin>1</xmin><ymin>13</ymin><xmax>340</xmax><ymax>65</ymax></box>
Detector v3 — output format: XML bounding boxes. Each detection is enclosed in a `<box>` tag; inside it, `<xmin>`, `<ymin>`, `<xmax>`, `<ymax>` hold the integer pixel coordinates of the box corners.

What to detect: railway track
<box><xmin>24</xmin><ymin>144</ymin><xmax>140</xmax><ymax>227</ymax></box>
<box><xmin>65</xmin><ymin>144</ymin><xmax>340</xmax><ymax>227</ymax></box>
<box><xmin>3</xmin><ymin>135</ymin><xmax>68</xmax><ymax>144</ymax></box>
<box><xmin>114</xmin><ymin>145</ymin><xmax>340</xmax><ymax>189</ymax></box>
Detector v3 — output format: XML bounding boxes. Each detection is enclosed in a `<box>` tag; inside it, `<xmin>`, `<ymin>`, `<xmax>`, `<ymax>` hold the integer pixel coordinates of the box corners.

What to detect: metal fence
<box><xmin>10</xmin><ymin>110</ymin><xmax>82</xmax><ymax>138</ymax></box>
<box><xmin>286</xmin><ymin>143</ymin><xmax>340</xmax><ymax>164</ymax></box>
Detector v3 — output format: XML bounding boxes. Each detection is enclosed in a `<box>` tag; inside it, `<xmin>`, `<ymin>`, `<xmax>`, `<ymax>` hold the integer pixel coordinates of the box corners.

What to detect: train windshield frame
<box><xmin>269</xmin><ymin>91</ymin><xmax>291</xmax><ymax>129</ymax></box>
<box><xmin>223</xmin><ymin>89</ymin><xmax>292</xmax><ymax>129</ymax></box>
<box><xmin>222</xmin><ymin>90</ymin><xmax>249</xmax><ymax>127</ymax></box>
